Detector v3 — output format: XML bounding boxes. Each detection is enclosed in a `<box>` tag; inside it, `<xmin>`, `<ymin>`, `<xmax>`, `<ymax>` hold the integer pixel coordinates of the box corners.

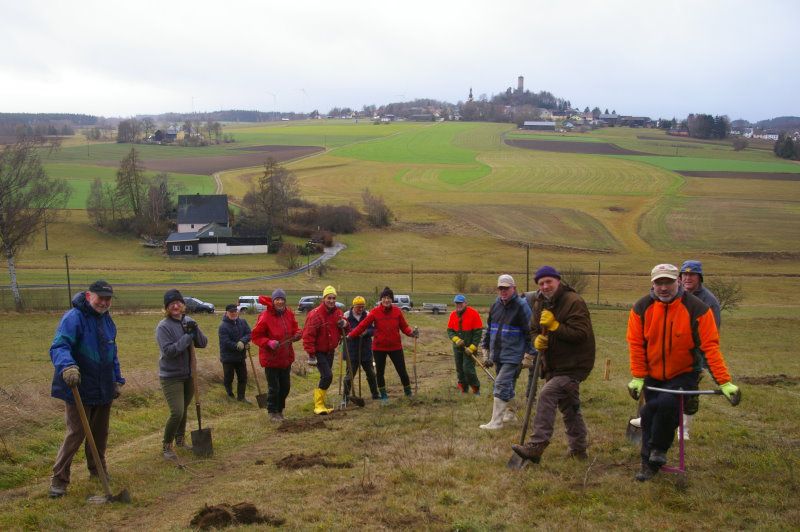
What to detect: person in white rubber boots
<box><xmin>479</xmin><ymin>274</ymin><xmax>532</xmax><ymax>429</ymax></box>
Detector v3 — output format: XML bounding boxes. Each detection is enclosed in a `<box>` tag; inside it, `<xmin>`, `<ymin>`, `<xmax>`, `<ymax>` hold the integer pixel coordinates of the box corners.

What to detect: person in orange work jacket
<box><xmin>626</xmin><ymin>263</ymin><xmax>741</xmax><ymax>482</ymax></box>
<box><xmin>446</xmin><ymin>294</ymin><xmax>483</xmax><ymax>395</ymax></box>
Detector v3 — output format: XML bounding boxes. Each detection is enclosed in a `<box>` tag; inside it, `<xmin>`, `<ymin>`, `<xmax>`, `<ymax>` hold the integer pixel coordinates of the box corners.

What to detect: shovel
<box><xmin>626</xmin><ymin>393</ymin><xmax>645</xmax><ymax>445</ymax></box>
<box><xmin>70</xmin><ymin>385</ymin><xmax>131</xmax><ymax>504</ymax></box>
<box><xmin>341</xmin><ymin>337</ymin><xmax>365</xmax><ymax>408</ymax></box>
<box><xmin>507</xmin><ymin>348</ymin><xmax>543</xmax><ymax>470</ymax></box>
<box><xmin>245</xmin><ymin>344</ymin><xmax>268</xmax><ymax>409</ymax></box>
<box><xmin>466</xmin><ymin>347</ymin><xmax>496</xmax><ymax>382</ymax></box>
<box><xmin>190</xmin><ymin>345</ymin><xmax>213</xmax><ymax>457</ymax></box>
<box><xmin>412</xmin><ymin>335</ymin><xmax>418</xmax><ymax>395</ymax></box>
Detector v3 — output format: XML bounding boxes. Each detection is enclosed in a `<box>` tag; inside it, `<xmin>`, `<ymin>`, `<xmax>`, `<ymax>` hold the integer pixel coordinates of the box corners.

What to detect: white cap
<box><xmin>497</xmin><ymin>274</ymin><xmax>516</xmax><ymax>288</ymax></box>
<box><xmin>651</xmin><ymin>264</ymin><xmax>679</xmax><ymax>282</ymax></box>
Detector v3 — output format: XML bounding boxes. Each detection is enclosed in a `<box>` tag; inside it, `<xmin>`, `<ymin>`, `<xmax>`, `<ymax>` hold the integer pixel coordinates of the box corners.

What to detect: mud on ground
<box><xmin>505</xmin><ymin>138</ymin><xmax>652</xmax><ymax>155</ymax></box>
<box><xmin>275</xmin><ymin>452</ymin><xmax>353</xmax><ymax>470</ymax></box>
<box><xmin>190</xmin><ymin>502</ymin><xmax>285</xmax><ymax>529</ymax></box>
<box><xmin>678</xmin><ymin>171</ymin><xmax>800</xmax><ymax>181</ymax></box>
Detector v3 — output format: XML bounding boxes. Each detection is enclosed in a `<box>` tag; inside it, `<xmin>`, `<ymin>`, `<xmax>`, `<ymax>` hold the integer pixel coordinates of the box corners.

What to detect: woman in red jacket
<box><xmin>348</xmin><ymin>287</ymin><xmax>418</xmax><ymax>402</ymax></box>
<box><xmin>251</xmin><ymin>290</ymin><xmax>301</xmax><ymax>422</ymax></box>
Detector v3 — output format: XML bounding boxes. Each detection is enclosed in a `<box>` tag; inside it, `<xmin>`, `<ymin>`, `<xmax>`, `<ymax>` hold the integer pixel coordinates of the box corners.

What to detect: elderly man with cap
<box><xmin>156</xmin><ymin>288</ymin><xmax>209</xmax><ymax>460</ymax></box>
<box><xmin>251</xmin><ymin>289</ymin><xmax>302</xmax><ymax>421</ymax></box>
<box><xmin>48</xmin><ymin>280</ymin><xmax>125</xmax><ymax>498</ymax></box>
<box><xmin>218</xmin><ymin>302</ymin><xmax>252</xmax><ymax>402</ymax></box>
<box><xmin>343</xmin><ymin>295</ymin><xmax>380</xmax><ymax>400</ymax></box>
<box><xmin>511</xmin><ymin>266</ymin><xmax>596</xmax><ymax>463</ymax></box>
<box><xmin>479</xmin><ymin>274</ymin><xmax>532</xmax><ymax>429</ymax></box>
<box><xmin>446</xmin><ymin>294</ymin><xmax>484</xmax><ymax>395</ymax></box>
<box><xmin>626</xmin><ymin>264</ymin><xmax>740</xmax><ymax>481</ymax></box>
<box><xmin>302</xmin><ymin>285</ymin><xmax>348</xmax><ymax>414</ymax></box>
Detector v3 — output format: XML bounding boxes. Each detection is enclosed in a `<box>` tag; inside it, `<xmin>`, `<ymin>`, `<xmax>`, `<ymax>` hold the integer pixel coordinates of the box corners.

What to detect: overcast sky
<box><xmin>1</xmin><ymin>0</ymin><xmax>796</xmax><ymax>121</ymax></box>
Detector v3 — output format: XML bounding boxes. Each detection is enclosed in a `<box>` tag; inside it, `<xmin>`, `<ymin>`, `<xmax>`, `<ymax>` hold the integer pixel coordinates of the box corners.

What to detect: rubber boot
<box><xmin>313</xmin><ymin>388</ymin><xmax>334</xmax><ymax>415</ymax></box>
<box><xmin>403</xmin><ymin>385</ymin><xmax>413</xmax><ymax>397</ymax></box>
<box><xmin>379</xmin><ymin>387</ymin><xmax>389</xmax><ymax>405</ymax></box>
<box><xmin>502</xmin><ymin>403</ymin><xmax>517</xmax><ymax>423</ymax></box>
<box><xmin>479</xmin><ymin>397</ymin><xmax>508</xmax><ymax>430</ymax></box>
<box><xmin>682</xmin><ymin>414</ymin><xmax>693</xmax><ymax>440</ymax></box>
<box><xmin>456</xmin><ymin>382</ymin><xmax>466</xmax><ymax>393</ymax></box>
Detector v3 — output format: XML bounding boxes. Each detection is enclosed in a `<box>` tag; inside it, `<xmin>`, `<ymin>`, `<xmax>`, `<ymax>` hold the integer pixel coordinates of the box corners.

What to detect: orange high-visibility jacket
<box><xmin>627</xmin><ymin>291</ymin><xmax>731</xmax><ymax>384</ymax></box>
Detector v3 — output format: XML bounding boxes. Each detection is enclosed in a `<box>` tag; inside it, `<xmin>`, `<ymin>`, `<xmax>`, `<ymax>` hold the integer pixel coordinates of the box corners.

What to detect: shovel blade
<box><xmin>191</xmin><ymin>428</ymin><xmax>213</xmax><ymax>457</ymax></box>
<box><xmin>507</xmin><ymin>454</ymin><xmax>529</xmax><ymax>470</ymax></box>
<box><xmin>256</xmin><ymin>393</ymin><xmax>268</xmax><ymax>409</ymax></box>
<box><xmin>626</xmin><ymin>418</ymin><xmax>642</xmax><ymax>445</ymax></box>
<box><xmin>349</xmin><ymin>395</ymin><xmax>365</xmax><ymax>408</ymax></box>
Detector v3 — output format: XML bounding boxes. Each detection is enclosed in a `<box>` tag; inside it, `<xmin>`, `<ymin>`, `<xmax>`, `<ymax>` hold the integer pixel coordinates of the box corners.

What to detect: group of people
<box><xmin>45</xmin><ymin>259</ymin><xmax>740</xmax><ymax>497</ymax></box>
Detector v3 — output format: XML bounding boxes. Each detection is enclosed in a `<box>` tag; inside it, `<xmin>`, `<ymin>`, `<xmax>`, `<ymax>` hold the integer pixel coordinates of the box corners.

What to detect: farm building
<box><xmin>167</xmin><ymin>195</ymin><xmax>269</xmax><ymax>257</ymax></box>
<box><xmin>522</xmin><ymin>121</ymin><xmax>556</xmax><ymax>131</ymax></box>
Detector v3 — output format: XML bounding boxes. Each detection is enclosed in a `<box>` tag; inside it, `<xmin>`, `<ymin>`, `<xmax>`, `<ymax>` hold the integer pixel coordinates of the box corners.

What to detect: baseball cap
<box><xmin>497</xmin><ymin>274</ymin><xmax>515</xmax><ymax>288</ymax></box>
<box><xmin>453</xmin><ymin>294</ymin><xmax>466</xmax><ymax>303</ymax></box>
<box><xmin>88</xmin><ymin>280</ymin><xmax>114</xmax><ymax>297</ymax></box>
<box><xmin>650</xmin><ymin>264</ymin><xmax>679</xmax><ymax>282</ymax></box>
<box><xmin>225</xmin><ymin>303</ymin><xmax>238</xmax><ymax>312</ymax></box>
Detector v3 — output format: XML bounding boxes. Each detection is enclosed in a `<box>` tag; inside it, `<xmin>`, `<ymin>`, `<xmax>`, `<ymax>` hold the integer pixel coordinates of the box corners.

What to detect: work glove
<box><xmin>467</xmin><ymin>344</ymin><xmax>478</xmax><ymax>356</ymax></box>
<box><xmin>720</xmin><ymin>382</ymin><xmax>741</xmax><ymax>406</ymax></box>
<box><xmin>521</xmin><ymin>353</ymin><xmax>536</xmax><ymax>369</ymax></box>
<box><xmin>113</xmin><ymin>382</ymin><xmax>122</xmax><ymax>399</ymax></box>
<box><xmin>534</xmin><ymin>334</ymin><xmax>549</xmax><ymax>352</ymax></box>
<box><xmin>627</xmin><ymin>377</ymin><xmax>645</xmax><ymax>400</ymax></box>
<box><xmin>292</xmin><ymin>331</ymin><xmax>303</xmax><ymax>342</ymax></box>
<box><xmin>412</xmin><ymin>327</ymin><xmax>419</xmax><ymax>338</ymax></box>
<box><xmin>62</xmin><ymin>365</ymin><xmax>81</xmax><ymax>387</ymax></box>
<box><xmin>308</xmin><ymin>354</ymin><xmax>317</xmax><ymax>366</ymax></box>
<box><xmin>539</xmin><ymin>310</ymin><xmax>560</xmax><ymax>332</ymax></box>
<box><xmin>452</xmin><ymin>336</ymin><xmax>465</xmax><ymax>348</ymax></box>
<box><xmin>236</xmin><ymin>340</ymin><xmax>245</xmax><ymax>351</ymax></box>
<box><xmin>337</xmin><ymin>318</ymin><xmax>347</xmax><ymax>329</ymax></box>
<box><xmin>182</xmin><ymin>319</ymin><xmax>197</xmax><ymax>334</ymax></box>
<box><xmin>267</xmin><ymin>339</ymin><xmax>279</xmax><ymax>350</ymax></box>
<box><xmin>480</xmin><ymin>347</ymin><xmax>493</xmax><ymax>368</ymax></box>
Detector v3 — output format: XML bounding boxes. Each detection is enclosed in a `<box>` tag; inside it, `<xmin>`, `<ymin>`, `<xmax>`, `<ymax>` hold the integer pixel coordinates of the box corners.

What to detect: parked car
<box><xmin>184</xmin><ymin>296</ymin><xmax>215</xmax><ymax>314</ymax></box>
<box><xmin>422</xmin><ymin>302</ymin><xmax>447</xmax><ymax>315</ymax></box>
<box><xmin>237</xmin><ymin>295</ymin><xmax>267</xmax><ymax>314</ymax></box>
<box><xmin>372</xmin><ymin>294</ymin><xmax>413</xmax><ymax>312</ymax></box>
<box><xmin>297</xmin><ymin>295</ymin><xmax>345</xmax><ymax>312</ymax></box>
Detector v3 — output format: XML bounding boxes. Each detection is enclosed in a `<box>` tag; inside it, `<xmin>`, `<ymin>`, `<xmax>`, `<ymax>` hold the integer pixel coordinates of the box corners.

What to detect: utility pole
<box><xmin>44</xmin><ymin>218</ymin><xmax>49</xmax><ymax>251</ymax></box>
<box><xmin>411</xmin><ymin>263</ymin><xmax>414</xmax><ymax>292</ymax></box>
<box><xmin>526</xmin><ymin>244</ymin><xmax>530</xmax><ymax>292</ymax></box>
<box><xmin>596</xmin><ymin>261</ymin><xmax>601</xmax><ymax>305</ymax></box>
<box><xmin>64</xmin><ymin>254</ymin><xmax>72</xmax><ymax>307</ymax></box>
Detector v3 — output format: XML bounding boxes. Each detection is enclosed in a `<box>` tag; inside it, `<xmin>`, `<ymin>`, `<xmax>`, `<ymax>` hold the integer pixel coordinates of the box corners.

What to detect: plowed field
<box><xmin>505</xmin><ymin>138</ymin><xmax>651</xmax><ymax>155</ymax></box>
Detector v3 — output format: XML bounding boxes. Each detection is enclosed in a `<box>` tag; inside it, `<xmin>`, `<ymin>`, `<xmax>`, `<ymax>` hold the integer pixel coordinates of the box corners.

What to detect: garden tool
<box><xmin>341</xmin><ymin>337</ymin><xmax>365</xmax><ymax>407</ymax></box>
<box><xmin>466</xmin><ymin>346</ymin><xmax>496</xmax><ymax>382</ymax></box>
<box><xmin>245</xmin><ymin>344</ymin><xmax>268</xmax><ymax>409</ymax></box>
<box><xmin>507</xmin><ymin>349</ymin><xmax>542</xmax><ymax>470</ymax></box>
<box><xmin>413</xmin><ymin>335</ymin><xmax>418</xmax><ymax>394</ymax></box>
<box><xmin>70</xmin><ymin>385</ymin><xmax>131</xmax><ymax>504</ymax></box>
<box><xmin>190</xmin><ymin>345</ymin><xmax>213</xmax><ymax>457</ymax></box>
<box><xmin>626</xmin><ymin>394</ymin><xmax>645</xmax><ymax>445</ymax></box>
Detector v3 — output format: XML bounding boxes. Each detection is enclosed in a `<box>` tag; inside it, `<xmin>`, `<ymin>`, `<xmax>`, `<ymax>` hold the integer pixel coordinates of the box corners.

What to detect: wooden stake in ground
<box><xmin>603</xmin><ymin>358</ymin><xmax>611</xmax><ymax>381</ymax></box>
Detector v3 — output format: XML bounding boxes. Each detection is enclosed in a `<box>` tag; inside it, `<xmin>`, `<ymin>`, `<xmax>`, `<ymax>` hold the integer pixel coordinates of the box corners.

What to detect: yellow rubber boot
<box><xmin>313</xmin><ymin>388</ymin><xmax>333</xmax><ymax>415</ymax></box>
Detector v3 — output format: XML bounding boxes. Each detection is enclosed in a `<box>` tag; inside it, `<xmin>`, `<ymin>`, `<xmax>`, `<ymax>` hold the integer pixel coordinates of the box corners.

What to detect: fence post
<box><xmin>596</xmin><ymin>261</ymin><xmax>600</xmax><ymax>305</ymax></box>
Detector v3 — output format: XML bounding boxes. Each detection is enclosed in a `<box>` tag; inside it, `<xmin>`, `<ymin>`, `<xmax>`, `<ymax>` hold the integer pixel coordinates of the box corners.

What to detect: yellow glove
<box><xmin>467</xmin><ymin>344</ymin><xmax>478</xmax><ymax>355</ymax></box>
<box><xmin>720</xmin><ymin>382</ymin><xmax>741</xmax><ymax>406</ymax></box>
<box><xmin>540</xmin><ymin>310</ymin><xmax>559</xmax><ymax>332</ymax></box>
<box><xmin>452</xmin><ymin>336</ymin><xmax>465</xmax><ymax>348</ymax></box>
<box><xmin>627</xmin><ymin>377</ymin><xmax>645</xmax><ymax>400</ymax></box>
<box><xmin>534</xmin><ymin>334</ymin><xmax>549</xmax><ymax>351</ymax></box>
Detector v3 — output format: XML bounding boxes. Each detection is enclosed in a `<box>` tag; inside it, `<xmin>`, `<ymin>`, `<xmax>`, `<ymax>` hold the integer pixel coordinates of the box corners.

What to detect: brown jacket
<box><xmin>531</xmin><ymin>283</ymin><xmax>596</xmax><ymax>381</ymax></box>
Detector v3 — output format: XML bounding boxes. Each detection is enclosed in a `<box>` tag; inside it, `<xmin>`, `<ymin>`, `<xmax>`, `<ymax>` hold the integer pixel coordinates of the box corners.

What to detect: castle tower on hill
<box><xmin>468</xmin><ymin>87</ymin><xmax>474</xmax><ymax>102</ymax></box>
<box><xmin>518</xmin><ymin>76</ymin><xmax>524</xmax><ymax>92</ymax></box>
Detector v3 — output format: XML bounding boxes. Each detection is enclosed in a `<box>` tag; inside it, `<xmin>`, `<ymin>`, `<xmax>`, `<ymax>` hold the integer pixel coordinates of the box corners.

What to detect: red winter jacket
<box><xmin>348</xmin><ymin>304</ymin><xmax>412</xmax><ymax>351</ymax></box>
<box><xmin>302</xmin><ymin>303</ymin><xmax>345</xmax><ymax>355</ymax></box>
<box><xmin>251</xmin><ymin>296</ymin><xmax>301</xmax><ymax>369</ymax></box>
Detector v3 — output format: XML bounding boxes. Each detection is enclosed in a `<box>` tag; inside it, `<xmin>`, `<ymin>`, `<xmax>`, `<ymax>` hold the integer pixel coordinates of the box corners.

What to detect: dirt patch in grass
<box><xmin>608</xmin><ymin>206</ymin><xmax>628</xmax><ymax>212</ymax></box>
<box><xmin>190</xmin><ymin>502</ymin><xmax>285</xmax><ymax>529</ymax></box>
<box><xmin>276</xmin><ymin>417</ymin><xmax>327</xmax><ymax>433</ymax></box>
<box><xmin>505</xmin><ymin>138</ymin><xmax>652</xmax><ymax>155</ymax></box>
<box><xmin>739</xmin><ymin>374</ymin><xmax>800</xmax><ymax>386</ymax></box>
<box><xmin>715</xmin><ymin>251</ymin><xmax>800</xmax><ymax>261</ymax></box>
<box><xmin>677</xmin><ymin>171</ymin><xmax>800</xmax><ymax>181</ymax></box>
<box><xmin>275</xmin><ymin>452</ymin><xmax>353</xmax><ymax>470</ymax></box>
<box><xmin>96</xmin><ymin>145</ymin><xmax>323</xmax><ymax>175</ymax></box>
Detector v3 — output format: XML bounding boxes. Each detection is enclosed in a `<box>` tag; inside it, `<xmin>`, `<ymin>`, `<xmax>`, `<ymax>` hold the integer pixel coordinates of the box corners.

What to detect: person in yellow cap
<box><xmin>302</xmin><ymin>286</ymin><xmax>347</xmax><ymax>414</ymax></box>
<box><xmin>343</xmin><ymin>296</ymin><xmax>380</xmax><ymax>400</ymax></box>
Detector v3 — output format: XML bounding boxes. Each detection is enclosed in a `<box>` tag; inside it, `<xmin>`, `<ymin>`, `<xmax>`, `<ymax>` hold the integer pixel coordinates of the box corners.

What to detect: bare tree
<box><xmin>242</xmin><ymin>158</ymin><xmax>300</xmax><ymax>233</ymax></box>
<box><xmin>453</xmin><ymin>272</ymin><xmax>469</xmax><ymax>293</ymax></box>
<box><xmin>276</xmin><ymin>243</ymin><xmax>300</xmax><ymax>270</ymax></box>
<box><xmin>361</xmin><ymin>187</ymin><xmax>392</xmax><ymax>227</ymax></box>
<box><xmin>706</xmin><ymin>278</ymin><xmax>744</xmax><ymax>314</ymax></box>
<box><xmin>732</xmin><ymin>137</ymin><xmax>749</xmax><ymax>151</ymax></box>
<box><xmin>560</xmin><ymin>265</ymin><xmax>589</xmax><ymax>295</ymax></box>
<box><xmin>0</xmin><ymin>140</ymin><xmax>71</xmax><ymax>309</ymax></box>
<box><xmin>116</xmin><ymin>147</ymin><xmax>148</xmax><ymax>218</ymax></box>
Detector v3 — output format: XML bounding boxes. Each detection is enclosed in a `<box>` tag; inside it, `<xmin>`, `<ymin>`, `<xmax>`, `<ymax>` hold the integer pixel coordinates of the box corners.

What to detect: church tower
<box><xmin>468</xmin><ymin>87</ymin><xmax>474</xmax><ymax>102</ymax></box>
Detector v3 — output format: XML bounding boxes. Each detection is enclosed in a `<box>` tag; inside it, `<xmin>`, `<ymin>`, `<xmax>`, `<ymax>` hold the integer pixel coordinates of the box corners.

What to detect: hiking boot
<box><xmin>511</xmin><ymin>441</ymin><xmax>549</xmax><ymax>463</ymax></box>
<box><xmin>226</xmin><ymin>393</ymin><xmax>235</xmax><ymax>401</ymax></box>
<box><xmin>403</xmin><ymin>385</ymin><xmax>413</xmax><ymax>397</ymax></box>
<box><xmin>566</xmin><ymin>449</ymin><xmax>588</xmax><ymax>460</ymax></box>
<box><xmin>175</xmin><ymin>435</ymin><xmax>192</xmax><ymax>451</ymax></box>
<box><xmin>48</xmin><ymin>482</ymin><xmax>67</xmax><ymax>499</ymax></box>
<box><xmin>649</xmin><ymin>449</ymin><xmax>667</xmax><ymax>467</ymax></box>
<box><xmin>238</xmin><ymin>397</ymin><xmax>253</xmax><ymax>405</ymax></box>
<box><xmin>371</xmin><ymin>392</ymin><xmax>380</xmax><ymax>400</ymax></box>
<box><xmin>635</xmin><ymin>463</ymin><xmax>659</xmax><ymax>482</ymax></box>
<box><xmin>470</xmin><ymin>385</ymin><xmax>480</xmax><ymax>396</ymax></box>
<box><xmin>163</xmin><ymin>442</ymin><xmax>177</xmax><ymax>461</ymax></box>
<box><xmin>379</xmin><ymin>388</ymin><xmax>389</xmax><ymax>405</ymax></box>
<box><xmin>269</xmin><ymin>413</ymin><xmax>282</xmax><ymax>423</ymax></box>
<box><xmin>456</xmin><ymin>382</ymin><xmax>466</xmax><ymax>393</ymax></box>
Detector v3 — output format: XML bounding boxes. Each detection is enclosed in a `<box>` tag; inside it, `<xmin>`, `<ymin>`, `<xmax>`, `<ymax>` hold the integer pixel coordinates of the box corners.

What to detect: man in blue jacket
<box><xmin>48</xmin><ymin>280</ymin><xmax>125</xmax><ymax>498</ymax></box>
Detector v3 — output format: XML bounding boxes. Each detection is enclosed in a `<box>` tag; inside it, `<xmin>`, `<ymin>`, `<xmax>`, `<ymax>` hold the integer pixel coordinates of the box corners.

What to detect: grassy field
<box><xmin>0</xmin><ymin>306</ymin><xmax>797</xmax><ymax>530</ymax></box>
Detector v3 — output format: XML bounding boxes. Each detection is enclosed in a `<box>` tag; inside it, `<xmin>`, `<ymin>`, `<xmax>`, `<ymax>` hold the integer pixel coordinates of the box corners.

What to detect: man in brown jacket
<box><xmin>512</xmin><ymin>266</ymin><xmax>596</xmax><ymax>463</ymax></box>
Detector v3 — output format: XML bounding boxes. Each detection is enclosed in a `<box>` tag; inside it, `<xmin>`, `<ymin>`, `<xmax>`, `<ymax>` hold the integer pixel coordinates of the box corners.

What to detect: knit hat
<box><xmin>271</xmin><ymin>288</ymin><xmax>287</xmax><ymax>301</ymax></box>
<box><xmin>322</xmin><ymin>285</ymin><xmax>337</xmax><ymax>298</ymax></box>
<box><xmin>453</xmin><ymin>294</ymin><xmax>466</xmax><ymax>303</ymax></box>
<box><xmin>534</xmin><ymin>265</ymin><xmax>561</xmax><ymax>283</ymax></box>
<box><xmin>496</xmin><ymin>274</ymin><xmax>515</xmax><ymax>288</ymax></box>
<box><xmin>163</xmin><ymin>289</ymin><xmax>184</xmax><ymax>308</ymax></box>
<box><xmin>680</xmin><ymin>260</ymin><xmax>704</xmax><ymax>281</ymax></box>
<box><xmin>379</xmin><ymin>286</ymin><xmax>394</xmax><ymax>300</ymax></box>
<box><xmin>651</xmin><ymin>264</ymin><xmax>679</xmax><ymax>282</ymax></box>
<box><xmin>352</xmin><ymin>296</ymin><xmax>366</xmax><ymax>306</ymax></box>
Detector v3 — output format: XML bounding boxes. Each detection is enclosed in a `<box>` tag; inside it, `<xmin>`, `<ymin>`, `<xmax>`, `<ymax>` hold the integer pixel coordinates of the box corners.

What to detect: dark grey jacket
<box><xmin>156</xmin><ymin>315</ymin><xmax>208</xmax><ymax>379</ymax></box>
<box><xmin>218</xmin><ymin>315</ymin><xmax>251</xmax><ymax>363</ymax></box>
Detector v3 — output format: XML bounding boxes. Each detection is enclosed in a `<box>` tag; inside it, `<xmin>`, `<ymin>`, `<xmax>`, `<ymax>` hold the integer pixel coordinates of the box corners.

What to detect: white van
<box><xmin>237</xmin><ymin>296</ymin><xmax>266</xmax><ymax>314</ymax></box>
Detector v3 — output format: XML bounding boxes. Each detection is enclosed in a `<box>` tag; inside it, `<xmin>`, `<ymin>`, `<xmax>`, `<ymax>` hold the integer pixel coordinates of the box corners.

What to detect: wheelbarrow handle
<box><xmin>645</xmin><ymin>386</ymin><xmax>722</xmax><ymax>395</ymax></box>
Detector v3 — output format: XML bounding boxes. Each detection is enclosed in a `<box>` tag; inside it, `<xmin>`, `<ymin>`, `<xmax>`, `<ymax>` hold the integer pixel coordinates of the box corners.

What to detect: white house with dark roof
<box><xmin>177</xmin><ymin>194</ymin><xmax>229</xmax><ymax>233</ymax></box>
